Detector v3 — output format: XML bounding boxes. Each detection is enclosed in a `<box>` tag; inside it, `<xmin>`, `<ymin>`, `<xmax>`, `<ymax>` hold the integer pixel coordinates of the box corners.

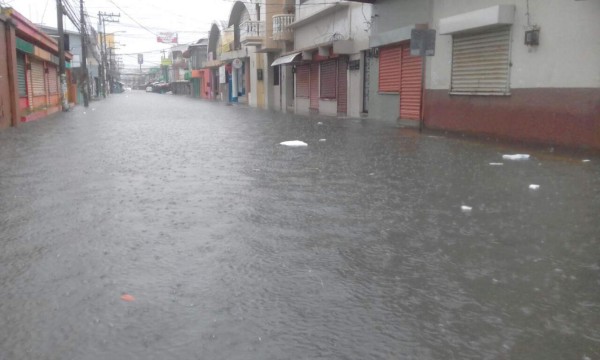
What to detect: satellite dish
<box><xmin>232</xmin><ymin>58</ymin><xmax>243</xmax><ymax>69</ymax></box>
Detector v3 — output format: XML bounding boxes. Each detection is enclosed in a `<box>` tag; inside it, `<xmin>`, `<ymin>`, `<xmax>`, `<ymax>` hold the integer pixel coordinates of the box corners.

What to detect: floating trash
<box><xmin>319</xmin><ymin>139</ymin><xmax>326</xmax><ymax>142</ymax></box>
<box><xmin>280</xmin><ymin>140</ymin><xmax>308</xmax><ymax>147</ymax></box>
<box><xmin>317</xmin><ymin>122</ymin><xmax>323</xmax><ymax>125</ymax></box>
<box><xmin>529</xmin><ymin>184</ymin><xmax>540</xmax><ymax>190</ymax></box>
<box><xmin>582</xmin><ymin>159</ymin><xmax>591</xmax><ymax>163</ymax></box>
<box><xmin>489</xmin><ymin>163</ymin><xmax>504</xmax><ymax>166</ymax></box>
<box><xmin>120</xmin><ymin>294</ymin><xmax>135</xmax><ymax>302</ymax></box>
<box><xmin>502</xmin><ymin>154</ymin><xmax>530</xmax><ymax>160</ymax></box>
<box><xmin>461</xmin><ymin>205</ymin><xmax>472</xmax><ymax>212</ymax></box>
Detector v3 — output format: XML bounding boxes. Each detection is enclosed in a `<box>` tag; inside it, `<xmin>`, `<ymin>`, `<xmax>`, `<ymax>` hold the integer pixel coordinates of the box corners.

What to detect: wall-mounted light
<box><xmin>525</xmin><ymin>27</ymin><xmax>540</xmax><ymax>46</ymax></box>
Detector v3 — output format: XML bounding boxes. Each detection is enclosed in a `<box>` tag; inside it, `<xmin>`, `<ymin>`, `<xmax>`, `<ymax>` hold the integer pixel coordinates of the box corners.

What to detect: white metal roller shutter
<box><xmin>30</xmin><ymin>60</ymin><xmax>46</xmax><ymax>96</ymax></box>
<box><xmin>48</xmin><ymin>65</ymin><xmax>58</xmax><ymax>94</ymax></box>
<box><xmin>451</xmin><ymin>26</ymin><xmax>511</xmax><ymax>95</ymax></box>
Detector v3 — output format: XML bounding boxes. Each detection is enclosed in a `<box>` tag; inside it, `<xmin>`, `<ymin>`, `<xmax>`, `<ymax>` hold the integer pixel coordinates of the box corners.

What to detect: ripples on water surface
<box><xmin>0</xmin><ymin>93</ymin><xmax>598</xmax><ymax>359</ymax></box>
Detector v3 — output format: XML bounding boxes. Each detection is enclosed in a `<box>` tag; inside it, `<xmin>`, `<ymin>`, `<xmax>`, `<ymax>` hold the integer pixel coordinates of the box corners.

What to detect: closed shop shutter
<box><xmin>310</xmin><ymin>62</ymin><xmax>319</xmax><ymax>110</ymax></box>
<box><xmin>296</xmin><ymin>64</ymin><xmax>310</xmax><ymax>97</ymax></box>
<box><xmin>400</xmin><ymin>45</ymin><xmax>423</xmax><ymax>120</ymax></box>
<box><xmin>451</xmin><ymin>26</ymin><xmax>511</xmax><ymax>95</ymax></box>
<box><xmin>31</xmin><ymin>60</ymin><xmax>46</xmax><ymax>96</ymax></box>
<box><xmin>320</xmin><ymin>60</ymin><xmax>336</xmax><ymax>99</ymax></box>
<box><xmin>378</xmin><ymin>45</ymin><xmax>401</xmax><ymax>93</ymax></box>
<box><xmin>337</xmin><ymin>56</ymin><xmax>348</xmax><ymax>114</ymax></box>
<box><xmin>17</xmin><ymin>52</ymin><xmax>27</xmax><ymax>97</ymax></box>
<box><xmin>48</xmin><ymin>65</ymin><xmax>58</xmax><ymax>94</ymax></box>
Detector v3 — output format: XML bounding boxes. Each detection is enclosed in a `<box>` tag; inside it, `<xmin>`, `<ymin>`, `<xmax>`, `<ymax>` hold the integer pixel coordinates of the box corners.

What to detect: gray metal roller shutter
<box><xmin>451</xmin><ymin>26</ymin><xmax>511</xmax><ymax>95</ymax></box>
<box><xmin>31</xmin><ymin>60</ymin><xmax>46</xmax><ymax>96</ymax></box>
<box><xmin>17</xmin><ymin>52</ymin><xmax>27</xmax><ymax>97</ymax></box>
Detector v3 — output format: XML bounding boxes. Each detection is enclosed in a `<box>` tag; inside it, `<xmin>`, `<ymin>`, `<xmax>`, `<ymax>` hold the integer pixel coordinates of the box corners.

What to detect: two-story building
<box><xmin>287</xmin><ymin>0</ymin><xmax>372</xmax><ymax>117</ymax></box>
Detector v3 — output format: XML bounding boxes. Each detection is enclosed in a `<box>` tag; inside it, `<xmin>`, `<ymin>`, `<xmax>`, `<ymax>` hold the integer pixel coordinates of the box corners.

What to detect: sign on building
<box><xmin>137</xmin><ymin>53</ymin><xmax>144</xmax><ymax>65</ymax></box>
<box><xmin>157</xmin><ymin>32</ymin><xmax>178</xmax><ymax>44</ymax></box>
<box><xmin>410</xmin><ymin>29</ymin><xmax>436</xmax><ymax>56</ymax></box>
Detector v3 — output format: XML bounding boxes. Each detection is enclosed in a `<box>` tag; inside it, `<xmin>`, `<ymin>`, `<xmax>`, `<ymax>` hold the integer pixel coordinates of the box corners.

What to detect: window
<box><xmin>320</xmin><ymin>60</ymin><xmax>337</xmax><ymax>99</ymax></box>
<box><xmin>378</xmin><ymin>45</ymin><xmax>402</xmax><ymax>93</ymax></box>
<box><xmin>450</xmin><ymin>26</ymin><xmax>511</xmax><ymax>95</ymax></box>
<box><xmin>274</xmin><ymin>65</ymin><xmax>280</xmax><ymax>86</ymax></box>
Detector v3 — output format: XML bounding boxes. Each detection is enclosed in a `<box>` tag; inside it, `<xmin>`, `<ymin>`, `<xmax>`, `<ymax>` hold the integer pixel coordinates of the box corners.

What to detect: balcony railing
<box><xmin>273</xmin><ymin>14</ymin><xmax>294</xmax><ymax>42</ymax></box>
<box><xmin>240</xmin><ymin>20</ymin><xmax>264</xmax><ymax>45</ymax></box>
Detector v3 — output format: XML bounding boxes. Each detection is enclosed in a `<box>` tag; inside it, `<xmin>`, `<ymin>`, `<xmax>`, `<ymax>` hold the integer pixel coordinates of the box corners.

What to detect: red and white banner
<box><xmin>157</xmin><ymin>32</ymin><xmax>178</xmax><ymax>44</ymax></box>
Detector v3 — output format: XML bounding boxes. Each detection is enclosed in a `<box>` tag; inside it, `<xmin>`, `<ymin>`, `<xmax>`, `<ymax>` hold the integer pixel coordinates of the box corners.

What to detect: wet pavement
<box><xmin>0</xmin><ymin>91</ymin><xmax>599</xmax><ymax>360</ymax></box>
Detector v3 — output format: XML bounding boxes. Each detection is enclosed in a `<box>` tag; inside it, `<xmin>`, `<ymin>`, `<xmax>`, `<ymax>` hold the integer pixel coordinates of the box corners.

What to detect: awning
<box><xmin>271</xmin><ymin>52</ymin><xmax>301</xmax><ymax>67</ymax></box>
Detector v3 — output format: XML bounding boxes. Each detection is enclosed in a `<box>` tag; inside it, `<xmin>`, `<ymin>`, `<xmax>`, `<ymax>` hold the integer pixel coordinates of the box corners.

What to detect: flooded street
<box><xmin>0</xmin><ymin>92</ymin><xmax>598</xmax><ymax>359</ymax></box>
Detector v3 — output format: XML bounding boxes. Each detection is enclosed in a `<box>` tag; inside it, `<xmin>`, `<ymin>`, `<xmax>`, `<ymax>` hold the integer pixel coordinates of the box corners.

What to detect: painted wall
<box><xmin>371</xmin><ymin>0</ymin><xmax>432</xmax><ymax>34</ymax></box>
<box><xmin>294</xmin><ymin>8</ymin><xmax>349</xmax><ymax>50</ymax></box>
<box><xmin>429</xmin><ymin>0</ymin><xmax>600</xmax><ymax>90</ymax></box>
<box><xmin>368</xmin><ymin>56</ymin><xmax>400</xmax><ymax>124</ymax></box>
<box><xmin>423</xmin><ymin>0</ymin><xmax>600</xmax><ymax>149</ymax></box>
<box><xmin>295</xmin><ymin>97</ymin><xmax>310</xmax><ymax>115</ymax></box>
<box><xmin>0</xmin><ymin>20</ymin><xmax>12</xmax><ymax>129</ymax></box>
<box><xmin>319</xmin><ymin>100</ymin><xmax>336</xmax><ymax>116</ymax></box>
<box><xmin>366</xmin><ymin>0</ymin><xmax>431</xmax><ymax>123</ymax></box>
<box><xmin>347</xmin><ymin>53</ymin><xmax>363</xmax><ymax>118</ymax></box>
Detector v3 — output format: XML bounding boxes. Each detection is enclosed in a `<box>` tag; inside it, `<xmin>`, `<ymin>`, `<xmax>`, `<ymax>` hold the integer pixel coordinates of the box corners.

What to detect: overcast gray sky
<box><xmin>7</xmin><ymin>0</ymin><xmax>233</xmax><ymax>68</ymax></box>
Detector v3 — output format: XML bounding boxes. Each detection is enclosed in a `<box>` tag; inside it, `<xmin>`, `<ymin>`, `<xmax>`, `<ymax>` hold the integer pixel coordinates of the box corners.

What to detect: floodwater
<box><xmin>0</xmin><ymin>92</ymin><xmax>598</xmax><ymax>360</ymax></box>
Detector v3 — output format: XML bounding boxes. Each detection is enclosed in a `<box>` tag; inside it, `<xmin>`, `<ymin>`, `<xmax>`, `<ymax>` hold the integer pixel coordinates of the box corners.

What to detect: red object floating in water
<box><xmin>120</xmin><ymin>294</ymin><xmax>135</xmax><ymax>302</ymax></box>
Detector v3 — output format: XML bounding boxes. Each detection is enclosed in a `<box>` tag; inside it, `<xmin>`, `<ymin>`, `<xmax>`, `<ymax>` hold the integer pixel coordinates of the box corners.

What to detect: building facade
<box><xmin>289</xmin><ymin>0</ymin><xmax>372</xmax><ymax>117</ymax></box>
<box><xmin>368</xmin><ymin>0</ymin><xmax>600</xmax><ymax>149</ymax></box>
<box><xmin>0</xmin><ymin>7</ymin><xmax>73</xmax><ymax>126</ymax></box>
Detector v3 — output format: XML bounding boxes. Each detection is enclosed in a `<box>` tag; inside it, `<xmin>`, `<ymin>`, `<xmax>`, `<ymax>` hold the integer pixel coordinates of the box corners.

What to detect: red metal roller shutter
<box><xmin>320</xmin><ymin>60</ymin><xmax>336</xmax><ymax>99</ymax></box>
<box><xmin>400</xmin><ymin>45</ymin><xmax>423</xmax><ymax>120</ymax></box>
<box><xmin>310</xmin><ymin>62</ymin><xmax>319</xmax><ymax>110</ymax></box>
<box><xmin>378</xmin><ymin>45</ymin><xmax>401</xmax><ymax>93</ymax></box>
<box><xmin>296</xmin><ymin>64</ymin><xmax>309</xmax><ymax>97</ymax></box>
<box><xmin>31</xmin><ymin>60</ymin><xmax>45</xmax><ymax>96</ymax></box>
<box><xmin>337</xmin><ymin>56</ymin><xmax>348</xmax><ymax>114</ymax></box>
<box><xmin>48</xmin><ymin>65</ymin><xmax>58</xmax><ymax>94</ymax></box>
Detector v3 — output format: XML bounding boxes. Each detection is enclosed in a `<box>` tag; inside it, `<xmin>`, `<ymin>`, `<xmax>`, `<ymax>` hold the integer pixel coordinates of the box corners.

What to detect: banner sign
<box><xmin>157</xmin><ymin>32</ymin><xmax>178</xmax><ymax>44</ymax></box>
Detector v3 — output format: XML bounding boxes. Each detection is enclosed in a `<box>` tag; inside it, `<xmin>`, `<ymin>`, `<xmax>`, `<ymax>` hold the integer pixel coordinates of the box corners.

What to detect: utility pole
<box><xmin>80</xmin><ymin>0</ymin><xmax>89</xmax><ymax>107</ymax></box>
<box><xmin>56</xmin><ymin>0</ymin><xmax>69</xmax><ymax>111</ymax></box>
<box><xmin>97</xmin><ymin>11</ymin><xmax>119</xmax><ymax>97</ymax></box>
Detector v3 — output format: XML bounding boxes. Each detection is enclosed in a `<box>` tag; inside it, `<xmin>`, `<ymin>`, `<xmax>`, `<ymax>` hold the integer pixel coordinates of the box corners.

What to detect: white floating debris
<box><xmin>83</xmin><ymin>112</ymin><xmax>87</xmax><ymax>115</ymax></box>
<box><xmin>317</xmin><ymin>122</ymin><xmax>323</xmax><ymax>125</ymax></box>
<box><xmin>369</xmin><ymin>173</ymin><xmax>375</xmax><ymax>176</ymax></box>
<box><xmin>91</xmin><ymin>108</ymin><xmax>96</xmax><ymax>111</ymax></box>
<box><xmin>319</xmin><ymin>139</ymin><xmax>326</xmax><ymax>142</ymax></box>
<box><xmin>280</xmin><ymin>140</ymin><xmax>308</xmax><ymax>147</ymax></box>
<box><xmin>502</xmin><ymin>154</ymin><xmax>530</xmax><ymax>160</ymax></box>
<box><xmin>582</xmin><ymin>159</ymin><xmax>591</xmax><ymax>163</ymax></box>
<box><xmin>461</xmin><ymin>205</ymin><xmax>472</xmax><ymax>212</ymax></box>
<box><xmin>529</xmin><ymin>184</ymin><xmax>540</xmax><ymax>190</ymax></box>
<box><xmin>492</xmin><ymin>278</ymin><xmax>499</xmax><ymax>284</ymax></box>
<box><xmin>489</xmin><ymin>163</ymin><xmax>504</xmax><ymax>166</ymax></box>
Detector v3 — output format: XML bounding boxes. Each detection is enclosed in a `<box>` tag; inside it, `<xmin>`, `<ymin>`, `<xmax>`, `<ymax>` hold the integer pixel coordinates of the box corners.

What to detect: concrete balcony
<box><xmin>240</xmin><ymin>21</ymin><xmax>264</xmax><ymax>46</ymax></box>
<box><xmin>273</xmin><ymin>14</ymin><xmax>294</xmax><ymax>42</ymax></box>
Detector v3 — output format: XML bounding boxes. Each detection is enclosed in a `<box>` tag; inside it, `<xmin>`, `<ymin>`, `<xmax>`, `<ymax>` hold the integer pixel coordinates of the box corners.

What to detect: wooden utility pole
<box><xmin>56</xmin><ymin>0</ymin><xmax>69</xmax><ymax>111</ymax></box>
<box><xmin>80</xmin><ymin>0</ymin><xmax>89</xmax><ymax>107</ymax></box>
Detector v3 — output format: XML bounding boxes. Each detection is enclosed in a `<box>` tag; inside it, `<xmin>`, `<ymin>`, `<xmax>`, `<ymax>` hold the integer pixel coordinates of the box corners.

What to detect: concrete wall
<box><xmin>294</xmin><ymin>7</ymin><xmax>349</xmax><ymax>49</ymax></box>
<box><xmin>429</xmin><ymin>0</ymin><xmax>600</xmax><ymax>90</ymax></box>
<box><xmin>347</xmin><ymin>53</ymin><xmax>363</xmax><ymax>118</ymax></box>
<box><xmin>367</xmin><ymin>0</ymin><xmax>432</xmax><ymax>123</ymax></box>
<box><xmin>424</xmin><ymin>0</ymin><xmax>600</xmax><ymax>149</ymax></box>
<box><xmin>368</xmin><ymin>56</ymin><xmax>400</xmax><ymax>124</ymax></box>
